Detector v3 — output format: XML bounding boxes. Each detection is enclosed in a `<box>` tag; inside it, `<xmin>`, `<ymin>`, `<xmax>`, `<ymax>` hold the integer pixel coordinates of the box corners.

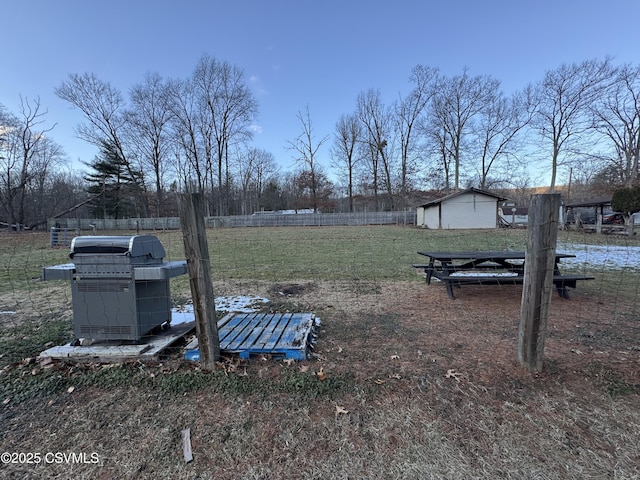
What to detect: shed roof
<box><xmin>418</xmin><ymin>188</ymin><xmax>507</xmax><ymax>208</ymax></box>
<box><xmin>565</xmin><ymin>197</ymin><xmax>611</xmax><ymax>208</ymax></box>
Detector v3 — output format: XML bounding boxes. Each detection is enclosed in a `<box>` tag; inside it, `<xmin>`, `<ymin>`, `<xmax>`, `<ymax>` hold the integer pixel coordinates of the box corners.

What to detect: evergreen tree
<box><xmin>84</xmin><ymin>141</ymin><xmax>144</xmax><ymax>219</ymax></box>
<box><xmin>260</xmin><ymin>180</ymin><xmax>284</xmax><ymax>211</ymax></box>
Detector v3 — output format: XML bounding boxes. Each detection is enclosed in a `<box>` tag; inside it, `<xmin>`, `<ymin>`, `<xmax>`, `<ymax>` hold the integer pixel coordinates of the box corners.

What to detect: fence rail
<box><xmin>49</xmin><ymin>211</ymin><xmax>417</xmax><ymax>232</ymax></box>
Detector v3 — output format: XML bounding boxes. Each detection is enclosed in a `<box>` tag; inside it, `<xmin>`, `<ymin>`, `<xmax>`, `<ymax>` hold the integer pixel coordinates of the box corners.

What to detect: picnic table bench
<box><xmin>414</xmin><ymin>251</ymin><xmax>594</xmax><ymax>299</ymax></box>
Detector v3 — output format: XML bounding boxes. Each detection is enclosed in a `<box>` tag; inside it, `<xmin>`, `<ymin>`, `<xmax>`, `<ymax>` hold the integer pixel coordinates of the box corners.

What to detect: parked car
<box><xmin>577</xmin><ymin>213</ymin><xmax>596</xmax><ymax>224</ymax></box>
<box><xmin>603</xmin><ymin>213</ymin><xmax>625</xmax><ymax>224</ymax></box>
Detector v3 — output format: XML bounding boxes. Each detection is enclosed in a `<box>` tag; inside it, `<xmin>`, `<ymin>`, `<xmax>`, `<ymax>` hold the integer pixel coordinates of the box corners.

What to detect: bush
<box><xmin>611</xmin><ymin>185</ymin><xmax>640</xmax><ymax>216</ymax></box>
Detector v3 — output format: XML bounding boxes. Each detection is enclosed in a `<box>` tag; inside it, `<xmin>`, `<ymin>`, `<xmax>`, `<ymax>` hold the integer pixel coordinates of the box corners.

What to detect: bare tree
<box><xmin>290</xmin><ymin>169</ymin><xmax>334</xmax><ymax>212</ymax></box>
<box><xmin>355</xmin><ymin>139</ymin><xmax>382</xmax><ymax>208</ymax></box>
<box><xmin>591</xmin><ymin>63</ymin><xmax>640</xmax><ymax>187</ymax></box>
<box><xmin>474</xmin><ymin>85</ymin><xmax>536</xmax><ymax>189</ymax></box>
<box><xmin>420</xmin><ymin>104</ymin><xmax>453</xmax><ymax>192</ymax></box>
<box><xmin>287</xmin><ymin>105</ymin><xmax>329</xmax><ymax>213</ymax></box>
<box><xmin>28</xmin><ymin>135</ymin><xmax>66</xmax><ymax>227</ymax></box>
<box><xmin>166</xmin><ymin>77</ymin><xmax>206</xmax><ymax>195</ymax></box>
<box><xmin>331</xmin><ymin>113</ymin><xmax>361</xmax><ymax>212</ymax></box>
<box><xmin>38</xmin><ymin>169</ymin><xmax>89</xmax><ymax>225</ymax></box>
<box><xmin>0</xmin><ymin>97</ymin><xmax>60</xmax><ymax>228</ymax></box>
<box><xmin>236</xmin><ymin>147</ymin><xmax>278</xmax><ymax>214</ymax></box>
<box><xmin>357</xmin><ymin>89</ymin><xmax>394</xmax><ymax>210</ymax></box>
<box><xmin>395</xmin><ymin>65</ymin><xmax>439</xmax><ymax>208</ymax></box>
<box><xmin>0</xmin><ymin>105</ymin><xmax>19</xmax><ymax>226</ymax></box>
<box><xmin>128</xmin><ymin>72</ymin><xmax>173</xmax><ymax>216</ymax></box>
<box><xmin>494</xmin><ymin>166</ymin><xmax>533</xmax><ymax>205</ymax></box>
<box><xmin>430</xmin><ymin>69</ymin><xmax>501</xmax><ymax>191</ymax></box>
<box><xmin>192</xmin><ymin>55</ymin><xmax>258</xmax><ymax>216</ymax></box>
<box><xmin>56</xmin><ymin>73</ymin><xmax>149</xmax><ymax>215</ymax></box>
<box><xmin>533</xmin><ymin>58</ymin><xmax>614</xmax><ymax>191</ymax></box>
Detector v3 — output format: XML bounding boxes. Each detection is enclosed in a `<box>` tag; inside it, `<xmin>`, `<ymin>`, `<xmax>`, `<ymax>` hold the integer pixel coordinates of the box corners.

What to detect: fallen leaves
<box><xmin>335</xmin><ymin>405</ymin><xmax>349</xmax><ymax>415</ymax></box>
<box><xmin>445</xmin><ymin>369</ymin><xmax>462</xmax><ymax>382</ymax></box>
<box><xmin>216</xmin><ymin>357</ymin><xmax>246</xmax><ymax>376</ymax></box>
<box><xmin>375</xmin><ymin>372</ymin><xmax>403</xmax><ymax>384</ymax></box>
<box><xmin>316</xmin><ymin>366</ymin><xmax>327</xmax><ymax>381</ymax></box>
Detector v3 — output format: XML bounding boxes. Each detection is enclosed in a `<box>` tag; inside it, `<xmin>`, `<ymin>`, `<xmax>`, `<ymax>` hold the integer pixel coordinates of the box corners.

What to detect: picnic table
<box><xmin>413</xmin><ymin>251</ymin><xmax>593</xmax><ymax>299</ymax></box>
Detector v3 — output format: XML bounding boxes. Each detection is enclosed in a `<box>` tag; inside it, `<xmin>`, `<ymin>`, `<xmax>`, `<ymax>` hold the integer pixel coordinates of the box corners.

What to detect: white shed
<box><xmin>416</xmin><ymin>188</ymin><xmax>505</xmax><ymax>229</ymax></box>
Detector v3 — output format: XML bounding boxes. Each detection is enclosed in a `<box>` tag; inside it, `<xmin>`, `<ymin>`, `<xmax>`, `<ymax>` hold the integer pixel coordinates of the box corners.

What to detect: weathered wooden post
<box><xmin>518</xmin><ymin>193</ymin><xmax>561</xmax><ymax>371</ymax></box>
<box><xmin>178</xmin><ymin>193</ymin><xmax>220</xmax><ymax>369</ymax></box>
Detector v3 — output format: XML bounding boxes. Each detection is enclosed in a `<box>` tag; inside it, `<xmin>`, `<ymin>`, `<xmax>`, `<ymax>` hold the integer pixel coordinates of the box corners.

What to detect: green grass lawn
<box><xmin>189</xmin><ymin>226</ymin><xmax>530</xmax><ymax>281</ymax></box>
<box><xmin>3</xmin><ymin>224</ymin><xmax>638</xmax><ymax>292</ymax></box>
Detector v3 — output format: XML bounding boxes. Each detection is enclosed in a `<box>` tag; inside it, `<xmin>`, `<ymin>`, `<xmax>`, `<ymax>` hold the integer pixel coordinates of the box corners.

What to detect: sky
<box><xmin>2</xmin><ymin>0</ymin><xmax>640</xmax><ymax>184</ymax></box>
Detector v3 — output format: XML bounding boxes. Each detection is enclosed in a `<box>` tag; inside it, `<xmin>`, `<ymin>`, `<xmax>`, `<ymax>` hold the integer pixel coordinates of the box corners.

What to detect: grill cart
<box><xmin>43</xmin><ymin>235</ymin><xmax>187</xmax><ymax>342</ymax></box>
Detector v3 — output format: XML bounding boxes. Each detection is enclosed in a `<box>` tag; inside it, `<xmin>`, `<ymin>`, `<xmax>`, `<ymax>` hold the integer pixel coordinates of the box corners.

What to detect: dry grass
<box><xmin>2</xmin><ymin>279</ymin><xmax>639</xmax><ymax>479</ymax></box>
<box><xmin>1</xmin><ymin>228</ymin><xmax>639</xmax><ymax>479</ymax></box>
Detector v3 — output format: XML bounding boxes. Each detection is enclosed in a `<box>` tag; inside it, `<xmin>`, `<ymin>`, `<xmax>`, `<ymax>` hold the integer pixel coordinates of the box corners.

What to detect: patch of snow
<box><xmin>171</xmin><ymin>295</ymin><xmax>269</xmax><ymax>325</ymax></box>
<box><xmin>214</xmin><ymin>295</ymin><xmax>269</xmax><ymax>313</ymax></box>
<box><xmin>434</xmin><ymin>243</ymin><xmax>639</xmax><ymax>280</ymax></box>
<box><xmin>450</xmin><ymin>272</ymin><xmax>518</xmax><ymax>277</ymax></box>
<box><xmin>558</xmin><ymin>243</ymin><xmax>640</xmax><ymax>271</ymax></box>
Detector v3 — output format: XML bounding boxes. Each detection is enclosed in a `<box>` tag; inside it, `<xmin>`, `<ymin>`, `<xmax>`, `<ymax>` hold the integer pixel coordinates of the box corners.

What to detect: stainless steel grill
<box><xmin>43</xmin><ymin>235</ymin><xmax>187</xmax><ymax>342</ymax></box>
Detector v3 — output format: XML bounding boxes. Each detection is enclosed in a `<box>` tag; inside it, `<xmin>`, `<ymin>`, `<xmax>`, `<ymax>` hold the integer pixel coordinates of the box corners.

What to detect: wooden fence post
<box><xmin>518</xmin><ymin>193</ymin><xmax>561</xmax><ymax>372</ymax></box>
<box><xmin>178</xmin><ymin>193</ymin><xmax>220</xmax><ymax>369</ymax></box>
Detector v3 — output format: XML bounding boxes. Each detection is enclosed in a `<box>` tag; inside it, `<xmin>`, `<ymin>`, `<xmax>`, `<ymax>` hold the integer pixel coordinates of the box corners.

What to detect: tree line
<box><xmin>1</xmin><ymin>55</ymin><xmax>639</xmax><ymax>229</ymax></box>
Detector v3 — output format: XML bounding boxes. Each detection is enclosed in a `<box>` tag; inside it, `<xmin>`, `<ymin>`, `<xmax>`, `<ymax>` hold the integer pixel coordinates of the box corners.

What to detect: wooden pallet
<box><xmin>39</xmin><ymin>321</ymin><xmax>196</xmax><ymax>362</ymax></box>
<box><xmin>185</xmin><ymin>312</ymin><xmax>317</xmax><ymax>361</ymax></box>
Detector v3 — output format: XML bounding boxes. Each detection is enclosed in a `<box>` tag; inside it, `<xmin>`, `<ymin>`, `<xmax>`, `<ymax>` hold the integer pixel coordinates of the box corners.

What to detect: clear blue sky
<box><xmin>2</xmin><ymin>0</ymin><xmax>639</xmax><ymax>179</ymax></box>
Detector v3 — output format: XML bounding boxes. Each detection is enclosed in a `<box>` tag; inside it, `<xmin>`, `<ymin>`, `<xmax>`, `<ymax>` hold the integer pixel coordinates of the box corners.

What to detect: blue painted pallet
<box><xmin>185</xmin><ymin>312</ymin><xmax>317</xmax><ymax>361</ymax></box>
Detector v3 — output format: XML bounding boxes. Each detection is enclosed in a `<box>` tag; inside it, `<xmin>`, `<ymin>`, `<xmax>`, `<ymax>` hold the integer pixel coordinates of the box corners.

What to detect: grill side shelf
<box><xmin>133</xmin><ymin>261</ymin><xmax>188</xmax><ymax>280</ymax></box>
<box><xmin>42</xmin><ymin>263</ymin><xmax>75</xmax><ymax>281</ymax></box>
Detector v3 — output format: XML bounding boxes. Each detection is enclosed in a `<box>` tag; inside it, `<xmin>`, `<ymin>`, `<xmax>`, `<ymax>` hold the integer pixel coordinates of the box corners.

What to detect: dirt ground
<box><xmin>1</xmin><ymin>277</ymin><xmax>639</xmax><ymax>479</ymax></box>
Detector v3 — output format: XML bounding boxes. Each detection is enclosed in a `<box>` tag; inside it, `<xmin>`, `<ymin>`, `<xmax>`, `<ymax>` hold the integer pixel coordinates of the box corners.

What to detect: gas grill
<box><xmin>43</xmin><ymin>235</ymin><xmax>187</xmax><ymax>342</ymax></box>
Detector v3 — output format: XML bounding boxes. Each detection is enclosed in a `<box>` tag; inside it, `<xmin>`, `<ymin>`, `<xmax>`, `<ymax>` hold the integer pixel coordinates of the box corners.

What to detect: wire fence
<box><xmin>2</xmin><ymin>223</ymin><xmax>639</xmax><ymax>480</ymax></box>
<box><xmin>48</xmin><ymin>211</ymin><xmax>417</xmax><ymax>236</ymax></box>
<box><xmin>1</xmin><ymin>225</ymin><xmax>639</xmax><ymax>366</ymax></box>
